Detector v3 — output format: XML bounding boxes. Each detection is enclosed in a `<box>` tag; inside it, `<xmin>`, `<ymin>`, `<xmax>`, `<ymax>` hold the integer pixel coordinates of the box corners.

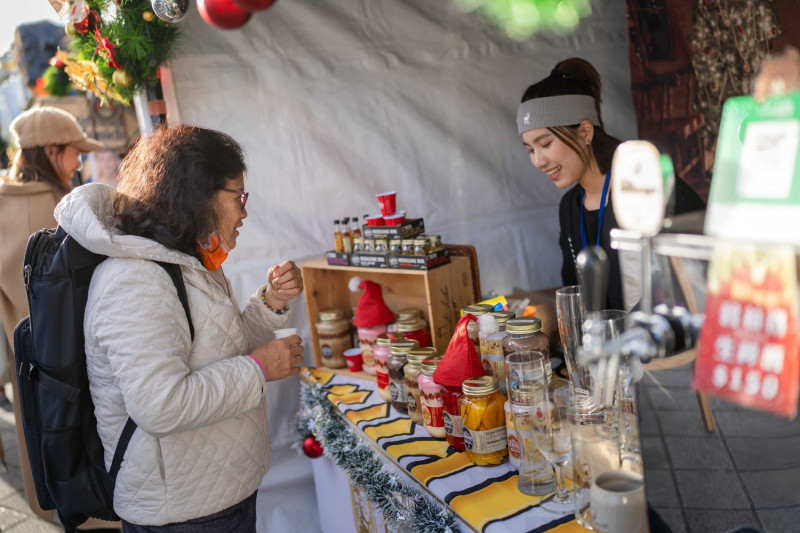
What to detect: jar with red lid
<box><xmin>373</xmin><ymin>335</ymin><xmax>392</xmax><ymax>402</ymax></box>
<box><xmin>417</xmin><ymin>357</ymin><xmax>445</xmax><ymax>438</ymax></box>
<box><xmin>396</xmin><ymin>318</ymin><xmax>431</xmax><ymax>348</ymax></box>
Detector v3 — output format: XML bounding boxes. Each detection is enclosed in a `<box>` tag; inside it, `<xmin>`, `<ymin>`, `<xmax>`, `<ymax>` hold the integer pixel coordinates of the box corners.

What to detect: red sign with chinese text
<box><xmin>693</xmin><ymin>246</ymin><xmax>799</xmax><ymax>419</ymax></box>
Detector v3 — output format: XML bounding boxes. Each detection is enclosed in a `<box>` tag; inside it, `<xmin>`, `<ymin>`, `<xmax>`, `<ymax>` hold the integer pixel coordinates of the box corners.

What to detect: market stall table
<box><xmin>302</xmin><ymin>367</ymin><xmax>588</xmax><ymax>533</ymax></box>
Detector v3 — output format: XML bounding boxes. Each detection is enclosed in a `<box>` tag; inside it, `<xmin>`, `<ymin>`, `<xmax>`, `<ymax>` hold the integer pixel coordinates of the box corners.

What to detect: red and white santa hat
<box><xmin>351</xmin><ymin>277</ymin><xmax>396</xmax><ymax>328</ymax></box>
<box><xmin>433</xmin><ymin>313</ymin><xmax>486</xmax><ymax>387</ymax></box>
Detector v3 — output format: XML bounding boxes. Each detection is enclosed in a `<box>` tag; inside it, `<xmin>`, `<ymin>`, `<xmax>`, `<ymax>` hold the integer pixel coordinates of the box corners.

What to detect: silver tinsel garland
<box><xmin>295</xmin><ymin>382</ymin><xmax>461</xmax><ymax>533</ymax></box>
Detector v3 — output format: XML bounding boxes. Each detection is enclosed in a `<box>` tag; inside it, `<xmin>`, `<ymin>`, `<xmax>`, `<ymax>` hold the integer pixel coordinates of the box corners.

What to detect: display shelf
<box><xmin>301</xmin><ymin>255</ymin><xmax>476</xmax><ymax>376</ymax></box>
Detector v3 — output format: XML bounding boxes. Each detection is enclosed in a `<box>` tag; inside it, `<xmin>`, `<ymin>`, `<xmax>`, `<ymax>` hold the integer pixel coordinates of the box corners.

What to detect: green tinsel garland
<box><xmin>295</xmin><ymin>382</ymin><xmax>461</xmax><ymax>533</ymax></box>
<box><xmin>69</xmin><ymin>0</ymin><xmax>180</xmax><ymax>105</ymax></box>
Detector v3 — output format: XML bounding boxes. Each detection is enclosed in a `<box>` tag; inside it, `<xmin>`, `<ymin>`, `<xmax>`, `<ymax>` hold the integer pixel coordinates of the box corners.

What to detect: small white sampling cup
<box><xmin>589</xmin><ymin>470</ymin><xmax>647</xmax><ymax>533</ymax></box>
<box><xmin>274</xmin><ymin>328</ymin><xmax>297</xmax><ymax>340</ymax></box>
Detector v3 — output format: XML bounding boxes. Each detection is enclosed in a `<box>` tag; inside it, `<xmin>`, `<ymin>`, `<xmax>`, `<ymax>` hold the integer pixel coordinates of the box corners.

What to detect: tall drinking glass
<box><xmin>505</xmin><ymin>351</ymin><xmax>555</xmax><ymax>496</ymax></box>
<box><xmin>531</xmin><ymin>377</ymin><xmax>573</xmax><ymax>514</ymax></box>
<box><xmin>556</xmin><ymin>286</ymin><xmax>601</xmax><ymax>421</ymax></box>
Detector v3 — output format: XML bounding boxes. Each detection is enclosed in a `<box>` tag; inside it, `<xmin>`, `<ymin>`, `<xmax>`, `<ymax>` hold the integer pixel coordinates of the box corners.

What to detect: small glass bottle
<box><xmin>460</xmin><ymin>376</ymin><xmax>508</xmax><ymax>466</ymax></box>
<box><xmin>373</xmin><ymin>335</ymin><xmax>393</xmax><ymax>402</ymax></box>
<box><xmin>413</xmin><ymin>238</ymin><xmax>430</xmax><ymax>256</ymax></box>
<box><xmin>387</xmin><ymin>345</ymin><xmax>412</xmax><ymax>412</ymax></box>
<box><xmin>395</xmin><ymin>318</ymin><xmax>431</xmax><ymax>348</ymax></box>
<box><xmin>417</xmin><ymin>357</ymin><xmax>446</xmax><ymax>438</ymax></box>
<box><xmin>374</xmin><ymin>237</ymin><xmax>388</xmax><ymax>253</ymax></box>
<box><xmin>350</xmin><ymin>216</ymin><xmax>362</xmax><ymax>240</ymax></box>
<box><xmin>333</xmin><ymin>219</ymin><xmax>343</xmax><ymax>253</ymax></box>
<box><xmin>363</xmin><ymin>238</ymin><xmax>374</xmax><ymax>253</ymax></box>
<box><xmin>342</xmin><ymin>217</ymin><xmax>352</xmax><ymax>252</ymax></box>
<box><xmin>463</xmin><ymin>304</ymin><xmax>493</xmax><ymax>354</ymax></box>
<box><xmin>428</xmin><ymin>234</ymin><xmax>444</xmax><ymax>252</ymax></box>
<box><xmin>401</xmin><ymin>239</ymin><xmax>414</xmax><ymax>255</ymax></box>
<box><xmin>315</xmin><ymin>308</ymin><xmax>352</xmax><ymax>369</ymax></box>
<box><xmin>503</xmin><ymin>317</ymin><xmax>551</xmax><ymax>381</ymax></box>
<box><xmin>352</xmin><ymin>236</ymin><xmax>363</xmax><ymax>253</ymax></box>
<box><xmin>389</xmin><ymin>239</ymin><xmax>402</xmax><ymax>254</ymax></box>
<box><xmin>480</xmin><ymin>314</ymin><xmax>509</xmax><ymax>393</ymax></box>
<box><xmin>405</xmin><ymin>348</ymin><xmax>436</xmax><ymax>425</ymax></box>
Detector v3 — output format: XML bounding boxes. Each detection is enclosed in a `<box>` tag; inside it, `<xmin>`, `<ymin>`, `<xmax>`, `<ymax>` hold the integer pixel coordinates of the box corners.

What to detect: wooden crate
<box><xmin>301</xmin><ymin>255</ymin><xmax>476</xmax><ymax>378</ymax></box>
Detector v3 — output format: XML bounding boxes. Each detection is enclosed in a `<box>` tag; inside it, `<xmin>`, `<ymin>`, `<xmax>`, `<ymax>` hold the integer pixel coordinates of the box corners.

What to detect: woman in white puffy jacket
<box><xmin>54</xmin><ymin>125</ymin><xmax>305</xmax><ymax>531</ymax></box>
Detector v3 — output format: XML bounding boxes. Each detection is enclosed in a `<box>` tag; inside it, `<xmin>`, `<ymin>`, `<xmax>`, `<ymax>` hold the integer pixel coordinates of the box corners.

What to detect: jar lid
<box><xmin>420</xmin><ymin>357</ymin><xmax>443</xmax><ymax>373</ymax></box>
<box><xmin>505</xmin><ymin>317</ymin><xmax>542</xmax><ymax>333</ymax></box>
<box><xmin>427</xmin><ymin>234</ymin><xmax>441</xmax><ymax>240</ymax></box>
<box><xmin>318</xmin><ymin>309</ymin><xmax>344</xmax><ymax>321</ymax></box>
<box><xmin>397</xmin><ymin>307</ymin><xmax>423</xmax><ymax>321</ymax></box>
<box><xmin>488</xmin><ymin>311</ymin><xmax>513</xmax><ymax>326</ymax></box>
<box><xmin>462</xmin><ymin>375</ymin><xmax>499</xmax><ymax>395</ymax></box>
<box><xmin>375</xmin><ymin>334</ymin><xmax>392</xmax><ymax>346</ymax></box>
<box><xmin>389</xmin><ymin>239</ymin><xmax>402</xmax><ymax>245</ymax></box>
<box><xmin>463</xmin><ymin>303</ymin><xmax>493</xmax><ymax>317</ymax></box>
<box><xmin>401</xmin><ymin>239</ymin><xmax>414</xmax><ymax>245</ymax></box>
<box><xmin>396</xmin><ymin>318</ymin><xmax>425</xmax><ymax>332</ymax></box>
<box><xmin>413</xmin><ymin>238</ymin><xmax>429</xmax><ymax>245</ymax></box>
<box><xmin>390</xmin><ymin>341</ymin><xmax>418</xmax><ymax>355</ymax></box>
<box><xmin>407</xmin><ymin>347</ymin><xmax>437</xmax><ymax>365</ymax></box>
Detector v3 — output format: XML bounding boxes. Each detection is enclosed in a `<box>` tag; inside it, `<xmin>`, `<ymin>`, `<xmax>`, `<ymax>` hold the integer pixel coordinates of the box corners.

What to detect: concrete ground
<box><xmin>0</xmin><ymin>369</ymin><xmax>797</xmax><ymax>532</ymax></box>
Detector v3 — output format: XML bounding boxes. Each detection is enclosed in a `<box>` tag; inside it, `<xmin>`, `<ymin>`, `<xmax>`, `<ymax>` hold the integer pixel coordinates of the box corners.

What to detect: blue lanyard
<box><xmin>579</xmin><ymin>171</ymin><xmax>612</xmax><ymax>249</ymax></box>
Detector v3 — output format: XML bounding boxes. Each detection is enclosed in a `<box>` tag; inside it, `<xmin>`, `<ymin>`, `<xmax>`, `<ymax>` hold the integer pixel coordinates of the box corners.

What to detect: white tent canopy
<box><xmin>168</xmin><ymin>0</ymin><xmax>635</xmax><ymax>530</ymax></box>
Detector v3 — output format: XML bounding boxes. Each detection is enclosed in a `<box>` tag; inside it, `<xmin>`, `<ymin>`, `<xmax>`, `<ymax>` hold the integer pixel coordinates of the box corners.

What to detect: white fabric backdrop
<box><xmin>168</xmin><ymin>1</ymin><xmax>636</xmax><ymax>530</ymax></box>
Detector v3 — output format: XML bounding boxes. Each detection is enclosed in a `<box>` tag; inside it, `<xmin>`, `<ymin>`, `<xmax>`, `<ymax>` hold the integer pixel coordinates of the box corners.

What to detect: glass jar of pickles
<box><xmin>418</xmin><ymin>357</ymin><xmax>445</xmax><ymax>438</ymax></box>
<box><xmin>460</xmin><ymin>376</ymin><xmax>508</xmax><ymax>466</ymax></box>
<box><xmin>315</xmin><ymin>309</ymin><xmax>351</xmax><ymax>369</ymax></box>
<box><xmin>413</xmin><ymin>238</ymin><xmax>430</xmax><ymax>256</ymax></box>
<box><xmin>401</xmin><ymin>239</ymin><xmax>414</xmax><ymax>255</ymax></box>
<box><xmin>405</xmin><ymin>348</ymin><xmax>435</xmax><ymax>425</ymax></box>
<box><xmin>373</xmin><ymin>335</ymin><xmax>393</xmax><ymax>402</ymax></box>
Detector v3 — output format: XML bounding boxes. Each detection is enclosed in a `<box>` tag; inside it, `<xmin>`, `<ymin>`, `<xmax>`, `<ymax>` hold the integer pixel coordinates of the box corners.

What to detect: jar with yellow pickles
<box><xmin>459</xmin><ymin>376</ymin><xmax>508</xmax><ymax>466</ymax></box>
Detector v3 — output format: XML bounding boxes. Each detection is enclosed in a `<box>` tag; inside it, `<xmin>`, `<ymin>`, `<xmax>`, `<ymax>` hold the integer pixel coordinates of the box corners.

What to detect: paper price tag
<box><xmin>693</xmin><ymin>244</ymin><xmax>799</xmax><ymax>419</ymax></box>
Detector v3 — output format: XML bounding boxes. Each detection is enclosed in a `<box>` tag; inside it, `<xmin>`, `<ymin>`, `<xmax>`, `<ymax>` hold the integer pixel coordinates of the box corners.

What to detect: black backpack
<box><xmin>13</xmin><ymin>226</ymin><xmax>194</xmax><ymax>531</ymax></box>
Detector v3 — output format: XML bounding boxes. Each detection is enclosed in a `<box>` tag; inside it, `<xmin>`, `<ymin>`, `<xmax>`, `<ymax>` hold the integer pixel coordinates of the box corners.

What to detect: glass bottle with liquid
<box><xmin>333</xmin><ymin>219</ymin><xmax>343</xmax><ymax>253</ymax></box>
<box><xmin>342</xmin><ymin>217</ymin><xmax>352</xmax><ymax>253</ymax></box>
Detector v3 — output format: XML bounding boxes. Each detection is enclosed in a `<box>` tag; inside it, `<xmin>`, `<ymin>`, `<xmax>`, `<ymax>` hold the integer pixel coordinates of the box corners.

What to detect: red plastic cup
<box><xmin>383</xmin><ymin>213</ymin><xmax>405</xmax><ymax>226</ymax></box>
<box><xmin>365</xmin><ymin>215</ymin><xmax>385</xmax><ymax>227</ymax></box>
<box><xmin>376</xmin><ymin>191</ymin><xmax>396</xmax><ymax>216</ymax></box>
<box><xmin>344</xmin><ymin>348</ymin><xmax>363</xmax><ymax>372</ymax></box>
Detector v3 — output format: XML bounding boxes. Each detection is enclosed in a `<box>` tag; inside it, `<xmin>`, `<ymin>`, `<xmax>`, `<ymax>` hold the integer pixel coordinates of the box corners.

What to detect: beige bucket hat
<box><xmin>10</xmin><ymin>106</ymin><xmax>103</xmax><ymax>153</ymax></box>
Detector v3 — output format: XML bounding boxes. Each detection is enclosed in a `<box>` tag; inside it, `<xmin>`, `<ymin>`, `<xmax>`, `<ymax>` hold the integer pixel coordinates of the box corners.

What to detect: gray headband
<box><xmin>517</xmin><ymin>95</ymin><xmax>600</xmax><ymax>135</ymax></box>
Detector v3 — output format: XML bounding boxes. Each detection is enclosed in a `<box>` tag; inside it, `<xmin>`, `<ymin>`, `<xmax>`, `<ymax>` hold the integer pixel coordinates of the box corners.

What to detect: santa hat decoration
<box><xmin>351</xmin><ymin>277</ymin><xmax>396</xmax><ymax>328</ymax></box>
<box><xmin>433</xmin><ymin>313</ymin><xmax>486</xmax><ymax>387</ymax></box>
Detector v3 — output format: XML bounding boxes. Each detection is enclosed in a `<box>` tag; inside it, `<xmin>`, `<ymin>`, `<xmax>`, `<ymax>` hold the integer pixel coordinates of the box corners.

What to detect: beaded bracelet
<box><xmin>261</xmin><ymin>288</ymin><xmax>289</xmax><ymax>315</ymax></box>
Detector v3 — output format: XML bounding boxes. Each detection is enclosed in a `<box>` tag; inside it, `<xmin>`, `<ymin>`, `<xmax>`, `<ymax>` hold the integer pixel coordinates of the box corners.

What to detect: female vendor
<box><xmin>517</xmin><ymin>57</ymin><xmax>705</xmax><ymax>310</ymax></box>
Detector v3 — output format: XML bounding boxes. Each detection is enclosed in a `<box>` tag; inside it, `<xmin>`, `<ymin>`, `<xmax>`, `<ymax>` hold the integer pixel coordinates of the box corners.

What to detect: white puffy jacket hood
<box><xmin>56</xmin><ymin>184</ymin><xmax>288</xmax><ymax>525</ymax></box>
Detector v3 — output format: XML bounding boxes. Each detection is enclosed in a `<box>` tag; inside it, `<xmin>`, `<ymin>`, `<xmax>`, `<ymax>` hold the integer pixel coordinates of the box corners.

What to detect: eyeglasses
<box><xmin>222</xmin><ymin>188</ymin><xmax>249</xmax><ymax>210</ymax></box>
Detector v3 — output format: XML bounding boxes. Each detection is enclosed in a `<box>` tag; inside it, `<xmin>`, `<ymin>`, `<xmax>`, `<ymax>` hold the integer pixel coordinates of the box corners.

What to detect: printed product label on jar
<box><xmin>443</xmin><ymin>412</ymin><xmax>463</xmax><ymax>437</ymax></box>
<box><xmin>321</xmin><ymin>344</ymin><xmax>333</xmax><ymax>359</ymax></box>
<box><xmin>463</xmin><ymin>427</ymin><xmax>508</xmax><ymax>454</ymax></box>
<box><xmin>422</xmin><ymin>403</ymin><xmax>444</xmax><ymax>427</ymax></box>
<box><xmin>390</xmin><ymin>381</ymin><xmax>407</xmax><ymax>403</ymax></box>
<box><xmin>408</xmin><ymin>393</ymin><xmax>418</xmax><ymax>413</ymax></box>
<box><xmin>376</xmin><ymin>370</ymin><xmax>390</xmax><ymax>390</ymax></box>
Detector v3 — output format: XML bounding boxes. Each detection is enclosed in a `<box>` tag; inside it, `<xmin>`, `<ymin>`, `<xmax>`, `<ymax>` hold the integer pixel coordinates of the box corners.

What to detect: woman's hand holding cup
<box><xmin>252</xmin><ymin>335</ymin><xmax>304</xmax><ymax>381</ymax></box>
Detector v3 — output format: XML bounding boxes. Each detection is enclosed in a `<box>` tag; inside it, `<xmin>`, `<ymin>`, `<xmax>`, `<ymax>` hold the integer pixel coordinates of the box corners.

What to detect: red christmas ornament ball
<box><xmin>197</xmin><ymin>0</ymin><xmax>252</xmax><ymax>30</ymax></box>
<box><xmin>231</xmin><ymin>0</ymin><xmax>277</xmax><ymax>11</ymax></box>
<box><xmin>303</xmin><ymin>435</ymin><xmax>323</xmax><ymax>458</ymax></box>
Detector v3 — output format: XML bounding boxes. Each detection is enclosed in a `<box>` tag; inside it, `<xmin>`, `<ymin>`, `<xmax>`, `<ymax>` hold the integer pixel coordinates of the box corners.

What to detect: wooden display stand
<box><xmin>301</xmin><ymin>255</ymin><xmax>476</xmax><ymax>377</ymax></box>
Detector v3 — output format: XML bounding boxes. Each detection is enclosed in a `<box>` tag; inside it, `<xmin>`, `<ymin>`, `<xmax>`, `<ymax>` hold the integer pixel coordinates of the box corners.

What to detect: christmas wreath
<box><xmin>62</xmin><ymin>0</ymin><xmax>181</xmax><ymax>105</ymax></box>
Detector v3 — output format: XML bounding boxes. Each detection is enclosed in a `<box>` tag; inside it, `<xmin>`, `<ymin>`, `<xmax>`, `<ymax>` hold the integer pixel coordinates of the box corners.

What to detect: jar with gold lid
<box><xmin>363</xmin><ymin>238</ymin><xmax>374</xmax><ymax>253</ymax></box>
<box><xmin>389</xmin><ymin>239</ymin><xmax>402</xmax><ymax>254</ymax></box>
<box><xmin>463</xmin><ymin>304</ymin><xmax>494</xmax><ymax>354</ymax></box>
<box><xmin>373</xmin><ymin>335</ymin><xmax>393</xmax><ymax>402</ymax></box>
<box><xmin>396</xmin><ymin>307</ymin><xmax>423</xmax><ymax>322</ymax></box>
<box><xmin>388</xmin><ymin>343</ymin><xmax>417</xmax><ymax>412</ymax></box>
<box><xmin>460</xmin><ymin>376</ymin><xmax>508</xmax><ymax>466</ymax></box>
<box><xmin>418</xmin><ymin>357</ymin><xmax>446</xmax><ymax>438</ymax></box>
<box><xmin>401</xmin><ymin>239</ymin><xmax>414</xmax><ymax>255</ymax></box>
<box><xmin>315</xmin><ymin>308</ymin><xmax>351</xmax><ymax>368</ymax></box>
<box><xmin>503</xmin><ymin>317</ymin><xmax>551</xmax><ymax>381</ymax></box>
<box><xmin>395</xmin><ymin>318</ymin><xmax>431</xmax><ymax>348</ymax></box>
<box><xmin>352</xmin><ymin>236</ymin><xmax>363</xmax><ymax>253</ymax></box>
<box><xmin>374</xmin><ymin>238</ymin><xmax>388</xmax><ymax>253</ymax></box>
<box><xmin>405</xmin><ymin>348</ymin><xmax>436</xmax><ymax>425</ymax></box>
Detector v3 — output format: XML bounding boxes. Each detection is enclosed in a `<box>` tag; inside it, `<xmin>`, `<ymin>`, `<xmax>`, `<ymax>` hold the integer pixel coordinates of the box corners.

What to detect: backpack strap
<box><xmin>109</xmin><ymin>261</ymin><xmax>195</xmax><ymax>479</ymax></box>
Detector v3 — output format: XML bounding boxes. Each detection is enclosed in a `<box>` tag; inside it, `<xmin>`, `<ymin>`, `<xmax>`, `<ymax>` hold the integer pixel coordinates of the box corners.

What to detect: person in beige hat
<box><xmin>0</xmin><ymin>106</ymin><xmax>101</xmax><ymax>522</ymax></box>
